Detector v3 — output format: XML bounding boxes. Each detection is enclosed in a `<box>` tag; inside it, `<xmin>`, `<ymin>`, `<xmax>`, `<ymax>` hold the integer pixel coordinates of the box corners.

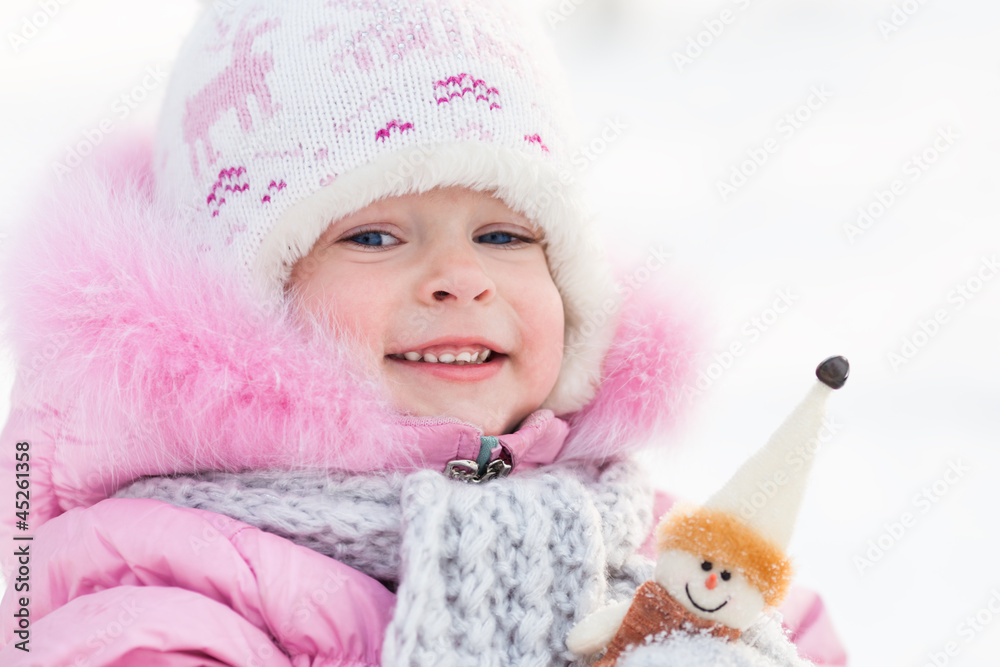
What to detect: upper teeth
<box><xmin>392</xmin><ymin>348</ymin><xmax>493</xmax><ymax>365</ymax></box>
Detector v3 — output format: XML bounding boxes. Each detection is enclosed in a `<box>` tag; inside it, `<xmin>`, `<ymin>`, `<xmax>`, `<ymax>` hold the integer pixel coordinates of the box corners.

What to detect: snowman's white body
<box><xmin>565</xmin><ymin>547</ymin><xmax>765</xmax><ymax>655</ymax></box>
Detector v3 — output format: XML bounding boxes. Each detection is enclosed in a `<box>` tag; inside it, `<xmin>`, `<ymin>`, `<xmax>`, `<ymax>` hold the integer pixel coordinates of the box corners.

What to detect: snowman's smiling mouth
<box><xmin>685</xmin><ymin>584</ymin><xmax>729</xmax><ymax>613</ymax></box>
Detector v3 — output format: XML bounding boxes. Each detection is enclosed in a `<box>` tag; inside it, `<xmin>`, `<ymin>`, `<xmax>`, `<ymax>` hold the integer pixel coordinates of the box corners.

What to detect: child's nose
<box><xmin>705</xmin><ymin>573</ymin><xmax>717</xmax><ymax>590</ymax></box>
<box><xmin>419</xmin><ymin>242</ymin><xmax>496</xmax><ymax>306</ymax></box>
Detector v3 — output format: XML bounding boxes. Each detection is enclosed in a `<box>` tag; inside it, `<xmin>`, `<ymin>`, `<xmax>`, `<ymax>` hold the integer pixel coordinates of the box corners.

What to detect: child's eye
<box><xmin>345</xmin><ymin>230</ymin><xmax>400</xmax><ymax>249</ymax></box>
<box><xmin>339</xmin><ymin>227</ymin><xmax>533</xmax><ymax>250</ymax></box>
<box><xmin>475</xmin><ymin>230</ymin><xmax>532</xmax><ymax>247</ymax></box>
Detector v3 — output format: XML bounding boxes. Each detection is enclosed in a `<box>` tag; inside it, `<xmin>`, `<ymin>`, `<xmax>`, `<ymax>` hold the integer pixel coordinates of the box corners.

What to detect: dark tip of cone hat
<box><xmin>816</xmin><ymin>356</ymin><xmax>849</xmax><ymax>389</ymax></box>
<box><xmin>704</xmin><ymin>356</ymin><xmax>849</xmax><ymax>552</ymax></box>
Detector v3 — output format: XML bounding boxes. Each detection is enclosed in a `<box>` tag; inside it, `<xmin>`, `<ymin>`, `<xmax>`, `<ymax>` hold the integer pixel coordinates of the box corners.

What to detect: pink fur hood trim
<box><xmin>0</xmin><ymin>131</ymin><xmax>704</xmax><ymax>521</ymax></box>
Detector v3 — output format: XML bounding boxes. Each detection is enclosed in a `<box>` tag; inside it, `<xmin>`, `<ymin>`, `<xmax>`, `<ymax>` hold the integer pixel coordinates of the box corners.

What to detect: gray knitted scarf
<box><xmin>114</xmin><ymin>459</ymin><xmax>656</xmax><ymax>666</ymax></box>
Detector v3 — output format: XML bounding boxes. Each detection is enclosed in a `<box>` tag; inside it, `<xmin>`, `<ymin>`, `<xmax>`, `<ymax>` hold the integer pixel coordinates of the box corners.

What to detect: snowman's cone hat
<box><xmin>706</xmin><ymin>355</ymin><xmax>849</xmax><ymax>550</ymax></box>
<box><xmin>656</xmin><ymin>356</ymin><xmax>848</xmax><ymax>608</ymax></box>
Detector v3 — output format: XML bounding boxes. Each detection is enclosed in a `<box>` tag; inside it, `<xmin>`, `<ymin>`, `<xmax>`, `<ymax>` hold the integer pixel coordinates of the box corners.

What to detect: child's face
<box><xmin>285</xmin><ymin>186</ymin><xmax>565</xmax><ymax>435</ymax></box>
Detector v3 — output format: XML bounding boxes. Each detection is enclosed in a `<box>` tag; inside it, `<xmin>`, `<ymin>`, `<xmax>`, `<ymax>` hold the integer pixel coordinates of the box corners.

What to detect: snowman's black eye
<box><xmin>701</xmin><ymin>561</ymin><xmax>713</xmax><ymax>571</ymax></box>
<box><xmin>721</xmin><ymin>571</ymin><xmax>731</xmax><ymax>581</ymax></box>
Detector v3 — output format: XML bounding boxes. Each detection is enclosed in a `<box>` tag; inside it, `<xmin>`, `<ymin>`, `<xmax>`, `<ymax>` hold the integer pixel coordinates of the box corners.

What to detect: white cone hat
<box><xmin>704</xmin><ymin>356</ymin><xmax>849</xmax><ymax>551</ymax></box>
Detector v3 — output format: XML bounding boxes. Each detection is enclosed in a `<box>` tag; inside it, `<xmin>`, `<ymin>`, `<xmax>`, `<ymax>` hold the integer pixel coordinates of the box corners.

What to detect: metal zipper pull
<box><xmin>445</xmin><ymin>435</ymin><xmax>512</xmax><ymax>483</ymax></box>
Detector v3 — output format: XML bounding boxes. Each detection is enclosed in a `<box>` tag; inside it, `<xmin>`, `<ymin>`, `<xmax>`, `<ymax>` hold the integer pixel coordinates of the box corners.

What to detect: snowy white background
<box><xmin>0</xmin><ymin>1</ymin><xmax>998</xmax><ymax>665</ymax></box>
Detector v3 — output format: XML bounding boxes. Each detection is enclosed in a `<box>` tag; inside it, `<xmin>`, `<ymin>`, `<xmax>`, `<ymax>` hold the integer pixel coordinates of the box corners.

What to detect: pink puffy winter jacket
<box><xmin>0</xmin><ymin>137</ymin><xmax>848</xmax><ymax>665</ymax></box>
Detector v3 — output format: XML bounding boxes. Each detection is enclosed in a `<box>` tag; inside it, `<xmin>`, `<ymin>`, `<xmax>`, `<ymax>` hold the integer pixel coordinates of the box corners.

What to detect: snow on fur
<box><xmin>0</xmin><ymin>131</ymin><xmax>702</xmax><ymax>505</ymax></box>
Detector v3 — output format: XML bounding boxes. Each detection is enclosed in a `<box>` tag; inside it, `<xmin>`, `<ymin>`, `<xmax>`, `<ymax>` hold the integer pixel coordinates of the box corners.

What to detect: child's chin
<box><xmin>391</xmin><ymin>392</ymin><xmax>515</xmax><ymax>434</ymax></box>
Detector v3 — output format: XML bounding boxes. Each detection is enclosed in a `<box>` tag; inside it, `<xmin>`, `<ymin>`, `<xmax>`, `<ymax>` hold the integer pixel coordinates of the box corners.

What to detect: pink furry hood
<box><xmin>0</xmin><ymin>132</ymin><xmax>702</xmax><ymax>522</ymax></box>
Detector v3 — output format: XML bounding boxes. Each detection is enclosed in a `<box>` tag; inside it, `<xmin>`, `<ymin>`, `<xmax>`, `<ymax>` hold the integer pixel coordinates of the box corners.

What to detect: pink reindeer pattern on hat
<box><xmin>183</xmin><ymin>13</ymin><xmax>281</xmax><ymax>179</ymax></box>
<box><xmin>155</xmin><ymin>0</ymin><xmax>567</xmax><ymax>280</ymax></box>
<box><xmin>310</xmin><ymin>0</ymin><xmax>452</xmax><ymax>74</ymax></box>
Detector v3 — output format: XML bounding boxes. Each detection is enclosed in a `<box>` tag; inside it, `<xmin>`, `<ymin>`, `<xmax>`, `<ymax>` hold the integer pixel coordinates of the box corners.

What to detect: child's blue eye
<box><xmin>477</xmin><ymin>231</ymin><xmax>520</xmax><ymax>245</ymax></box>
<box><xmin>344</xmin><ymin>229</ymin><xmax>529</xmax><ymax>249</ymax></box>
<box><xmin>348</xmin><ymin>231</ymin><xmax>397</xmax><ymax>247</ymax></box>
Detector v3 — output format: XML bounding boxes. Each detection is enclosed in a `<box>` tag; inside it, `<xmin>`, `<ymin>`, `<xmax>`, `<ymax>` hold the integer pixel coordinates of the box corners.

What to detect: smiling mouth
<box><xmin>384</xmin><ymin>351</ymin><xmax>507</xmax><ymax>383</ymax></box>
<box><xmin>385</xmin><ymin>351</ymin><xmax>506</xmax><ymax>366</ymax></box>
<box><xmin>685</xmin><ymin>584</ymin><xmax>729</xmax><ymax>613</ymax></box>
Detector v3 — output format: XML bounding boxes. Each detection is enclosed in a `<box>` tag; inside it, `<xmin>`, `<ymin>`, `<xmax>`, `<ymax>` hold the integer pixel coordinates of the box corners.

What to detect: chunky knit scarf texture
<box><xmin>115</xmin><ymin>459</ymin><xmax>656</xmax><ymax>666</ymax></box>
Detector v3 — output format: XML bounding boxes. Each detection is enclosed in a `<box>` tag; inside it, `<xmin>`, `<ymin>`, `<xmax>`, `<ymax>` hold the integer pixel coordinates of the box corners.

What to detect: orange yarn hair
<box><xmin>655</xmin><ymin>503</ymin><xmax>794</xmax><ymax>607</ymax></box>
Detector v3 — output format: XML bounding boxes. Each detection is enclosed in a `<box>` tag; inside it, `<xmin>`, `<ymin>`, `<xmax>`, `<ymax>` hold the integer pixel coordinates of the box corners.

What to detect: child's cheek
<box><xmin>519</xmin><ymin>276</ymin><xmax>565</xmax><ymax>382</ymax></box>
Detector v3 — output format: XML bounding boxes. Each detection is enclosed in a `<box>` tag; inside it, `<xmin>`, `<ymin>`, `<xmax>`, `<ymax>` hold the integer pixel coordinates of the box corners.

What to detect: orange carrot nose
<box><xmin>705</xmin><ymin>573</ymin><xmax>717</xmax><ymax>590</ymax></box>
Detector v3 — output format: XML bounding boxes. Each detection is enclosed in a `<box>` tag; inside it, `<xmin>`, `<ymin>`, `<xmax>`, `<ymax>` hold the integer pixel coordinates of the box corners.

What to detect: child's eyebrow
<box><xmin>323</xmin><ymin>205</ymin><xmax>395</xmax><ymax>233</ymax></box>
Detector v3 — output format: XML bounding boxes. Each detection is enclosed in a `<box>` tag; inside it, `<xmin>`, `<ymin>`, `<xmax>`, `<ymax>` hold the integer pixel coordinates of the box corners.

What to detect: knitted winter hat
<box><xmin>152</xmin><ymin>0</ymin><xmax>619</xmax><ymax>415</ymax></box>
<box><xmin>656</xmin><ymin>356</ymin><xmax>850</xmax><ymax>607</ymax></box>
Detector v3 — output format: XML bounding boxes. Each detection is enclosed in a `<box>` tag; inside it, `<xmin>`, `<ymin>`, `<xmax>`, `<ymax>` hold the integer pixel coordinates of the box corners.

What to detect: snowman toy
<box><xmin>566</xmin><ymin>356</ymin><xmax>850</xmax><ymax>666</ymax></box>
